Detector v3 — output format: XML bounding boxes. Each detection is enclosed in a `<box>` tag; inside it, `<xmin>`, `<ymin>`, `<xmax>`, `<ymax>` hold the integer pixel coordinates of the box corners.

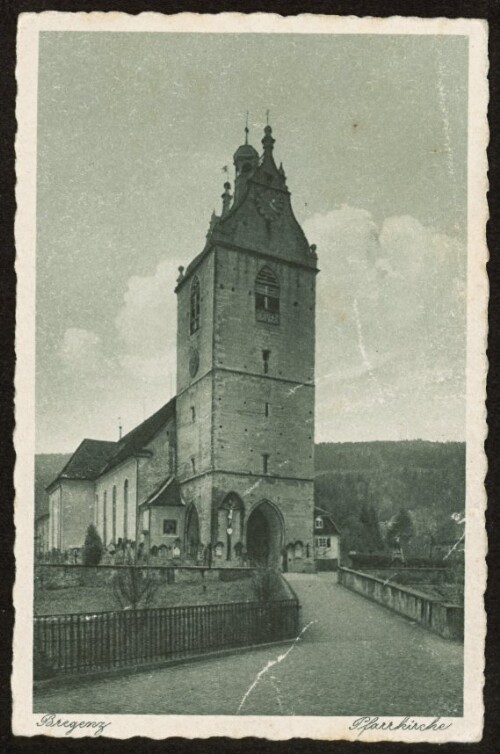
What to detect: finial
<box><xmin>245</xmin><ymin>111</ymin><xmax>249</xmax><ymax>144</ymax></box>
<box><xmin>266</xmin><ymin>109</ymin><xmax>270</xmax><ymax>126</ymax></box>
<box><xmin>221</xmin><ymin>181</ymin><xmax>232</xmax><ymax>216</ymax></box>
<box><xmin>262</xmin><ymin>122</ymin><xmax>275</xmax><ymax>153</ymax></box>
<box><xmin>118</xmin><ymin>417</ymin><xmax>122</xmax><ymax>440</ymax></box>
<box><xmin>177</xmin><ymin>265</ymin><xmax>185</xmax><ymax>283</ymax></box>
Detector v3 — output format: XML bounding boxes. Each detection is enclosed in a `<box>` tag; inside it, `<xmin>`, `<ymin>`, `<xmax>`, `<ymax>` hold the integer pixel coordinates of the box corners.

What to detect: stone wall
<box><xmin>212</xmin><ymin>370</ymin><xmax>314</xmax><ymax>479</ymax></box>
<box><xmin>176</xmin><ymin>376</ymin><xmax>212</xmax><ymax>482</ymax></box>
<box><xmin>338</xmin><ymin>567</ymin><xmax>463</xmax><ymax>641</ymax></box>
<box><xmin>176</xmin><ymin>251</ymin><xmax>215</xmax><ymax>395</ymax></box>
<box><xmin>35</xmin><ymin>564</ymin><xmax>254</xmax><ymax>591</ymax></box>
<box><xmin>213</xmin><ymin>247</ymin><xmax>316</xmax><ymax>386</ymax></box>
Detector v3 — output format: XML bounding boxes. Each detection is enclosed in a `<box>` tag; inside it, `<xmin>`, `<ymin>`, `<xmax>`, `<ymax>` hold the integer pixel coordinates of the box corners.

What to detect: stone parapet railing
<box><xmin>338</xmin><ymin>566</ymin><xmax>463</xmax><ymax>641</ymax></box>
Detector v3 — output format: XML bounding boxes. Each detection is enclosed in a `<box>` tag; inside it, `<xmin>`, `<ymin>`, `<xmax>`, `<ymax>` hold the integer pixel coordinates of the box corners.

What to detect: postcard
<box><xmin>13</xmin><ymin>11</ymin><xmax>488</xmax><ymax>742</ymax></box>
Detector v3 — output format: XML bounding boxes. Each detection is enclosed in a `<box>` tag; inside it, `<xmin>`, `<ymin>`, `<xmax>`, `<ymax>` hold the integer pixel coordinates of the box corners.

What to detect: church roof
<box><xmin>101</xmin><ymin>397</ymin><xmax>176</xmax><ymax>475</ymax></box>
<box><xmin>46</xmin><ymin>398</ymin><xmax>176</xmax><ymax>490</ymax></box>
<box><xmin>46</xmin><ymin>439</ymin><xmax>117</xmax><ymax>490</ymax></box>
<box><xmin>233</xmin><ymin>142</ymin><xmax>259</xmax><ymax>160</ymax></box>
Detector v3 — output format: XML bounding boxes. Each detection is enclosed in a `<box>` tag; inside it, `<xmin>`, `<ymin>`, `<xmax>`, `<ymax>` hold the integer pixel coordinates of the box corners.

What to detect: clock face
<box><xmin>256</xmin><ymin>190</ymin><xmax>285</xmax><ymax>221</ymax></box>
<box><xmin>189</xmin><ymin>348</ymin><xmax>199</xmax><ymax>378</ymax></box>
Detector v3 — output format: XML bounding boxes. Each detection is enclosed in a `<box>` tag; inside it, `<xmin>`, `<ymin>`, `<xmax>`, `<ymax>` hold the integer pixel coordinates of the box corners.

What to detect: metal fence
<box><xmin>34</xmin><ymin>599</ymin><xmax>300</xmax><ymax>679</ymax></box>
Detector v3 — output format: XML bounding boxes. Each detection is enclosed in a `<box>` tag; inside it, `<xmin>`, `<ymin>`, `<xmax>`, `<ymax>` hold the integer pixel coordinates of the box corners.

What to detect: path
<box><xmin>34</xmin><ymin>573</ymin><xmax>463</xmax><ymax>716</ymax></box>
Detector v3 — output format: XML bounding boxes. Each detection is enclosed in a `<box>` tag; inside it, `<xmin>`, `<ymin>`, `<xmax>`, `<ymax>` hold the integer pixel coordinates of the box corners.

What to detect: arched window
<box><xmin>123</xmin><ymin>479</ymin><xmax>129</xmax><ymax>540</ymax></box>
<box><xmin>190</xmin><ymin>276</ymin><xmax>201</xmax><ymax>334</ymax></box>
<box><xmin>255</xmin><ymin>266</ymin><xmax>280</xmax><ymax>325</ymax></box>
<box><xmin>294</xmin><ymin>541</ymin><xmax>303</xmax><ymax>559</ymax></box>
<box><xmin>315</xmin><ymin>516</ymin><xmax>323</xmax><ymax>530</ymax></box>
<box><xmin>112</xmin><ymin>486</ymin><xmax>117</xmax><ymax>544</ymax></box>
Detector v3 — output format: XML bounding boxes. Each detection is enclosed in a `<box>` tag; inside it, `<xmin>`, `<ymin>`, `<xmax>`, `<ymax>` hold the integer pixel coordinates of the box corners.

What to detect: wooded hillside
<box><xmin>315</xmin><ymin>441</ymin><xmax>465</xmax><ymax>557</ymax></box>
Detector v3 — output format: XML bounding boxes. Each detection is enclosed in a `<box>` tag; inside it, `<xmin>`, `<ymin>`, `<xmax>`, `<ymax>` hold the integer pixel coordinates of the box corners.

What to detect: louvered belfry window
<box><xmin>190</xmin><ymin>276</ymin><xmax>201</xmax><ymax>334</ymax></box>
<box><xmin>255</xmin><ymin>266</ymin><xmax>280</xmax><ymax>325</ymax></box>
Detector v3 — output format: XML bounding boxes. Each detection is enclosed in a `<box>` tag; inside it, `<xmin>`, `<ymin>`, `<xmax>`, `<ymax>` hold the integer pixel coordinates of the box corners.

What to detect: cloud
<box><xmin>59</xmin><ymin>327</ymin><xmax>106</xmax><ymax>372</ymax></box>
<box><xmin>114</xmin><ymin>259</ymin><xmax>181</xmax><ymax>386</ymax></box>
<box><xmin>304</xmin><ymin>206</ymin><xmax>466</xmax><ymax>440</ymax></box>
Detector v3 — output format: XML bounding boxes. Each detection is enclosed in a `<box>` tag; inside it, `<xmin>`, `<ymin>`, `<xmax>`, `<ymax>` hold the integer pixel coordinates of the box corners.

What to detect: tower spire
<box><xmin>262</xmin><ymin>123</ymin><xmax>275</xmax><ymax>155</ymax></box>
<box><xmin>245</xmin><ymin>111</ymin><xmax>249</xmax><ymax>145</ymax></box>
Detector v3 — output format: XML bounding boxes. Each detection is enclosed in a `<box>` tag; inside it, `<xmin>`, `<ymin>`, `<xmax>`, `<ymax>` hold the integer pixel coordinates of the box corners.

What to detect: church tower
<box><xmin>175</xmin><ymin>124</ymin><xmax>318</xmax><ymax>571</ymax></box>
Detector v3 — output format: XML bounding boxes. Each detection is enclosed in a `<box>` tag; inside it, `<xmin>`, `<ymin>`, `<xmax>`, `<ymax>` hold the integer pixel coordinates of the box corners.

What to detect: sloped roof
<box><xmin>46</xmin><ymin>398</ymin><xmax>176</xmax><ymax>490</ymax></box>
<box><xmin>101</xmin><ymin>398</ymin><xmax>175</xmax><ymax>474</ymax></box>
<box><xmin>314</xmin><ymin>507</ymin><xmax>341</xmax><ymax>535</ymax></box>
<box><xmin>141</xmin><ymin>476</ymin><xmax>183</xmax><ymax>508</ymax></box>
<box><xmin>46</xmin><ymin>439</ymin><xmax>117</xmax><ymax>490</ymax></box>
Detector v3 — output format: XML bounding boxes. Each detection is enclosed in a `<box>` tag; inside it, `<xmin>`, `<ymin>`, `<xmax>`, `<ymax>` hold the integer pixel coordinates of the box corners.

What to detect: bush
<box><xmin>252</xmin><ymin>567</ymin><xmax>284</xmax><ymax>603</ymax></box>
<box><xmin>82</xmin><ymin>524</ymin><xmax>104</xmax><ymax>566</ymax></box>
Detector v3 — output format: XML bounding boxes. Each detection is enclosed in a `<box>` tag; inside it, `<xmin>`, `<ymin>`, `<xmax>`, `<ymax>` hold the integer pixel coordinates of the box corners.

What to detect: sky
<box><xmin>35</xmin><ymin>31</ymin><xmax>468</xmax><ymax>452</ymax></box>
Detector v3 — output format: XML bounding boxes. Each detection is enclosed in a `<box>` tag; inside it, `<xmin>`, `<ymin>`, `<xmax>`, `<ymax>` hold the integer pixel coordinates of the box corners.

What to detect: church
<box><xmin>45</xmin><ymin>124</ymin><xmax>319</xmax><ymax>572</ymax></box>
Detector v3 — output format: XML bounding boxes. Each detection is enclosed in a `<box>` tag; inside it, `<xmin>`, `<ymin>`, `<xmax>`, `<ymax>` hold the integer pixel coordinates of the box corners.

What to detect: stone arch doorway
<box><xmin>185</xmin><ymin>505</ymin><xmax>200</xmax><ymax>561</ymax></box>
<box><xmin>246</xmin><ymin>501</ymin><xmax>284</xmax><ymax>567</ymax></box>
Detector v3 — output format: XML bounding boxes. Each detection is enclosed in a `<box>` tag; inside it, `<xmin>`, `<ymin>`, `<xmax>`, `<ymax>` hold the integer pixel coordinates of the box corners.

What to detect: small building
<box><xmin>313</xmin><ymin>508</ymin><xmax>341</xmax><ymax>571</ymax></box>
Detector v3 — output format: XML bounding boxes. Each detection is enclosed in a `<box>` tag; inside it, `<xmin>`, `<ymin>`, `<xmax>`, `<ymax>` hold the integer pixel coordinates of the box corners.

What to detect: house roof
<box><xmin>101</xmin><ymin>398</ymin><xmax>176</xmax><ymax>475</ymax></box>
<box><xmin>46</xmin><ymin>398</ymin><xmax>176</xmax><ymax>490</ymax></box>
<box><xmin>141</xmin><ymin>476</ymin><xmax>184</xmax><ymax>508</ymax></box>
<box><xmin>314</xmin><ymin>507</ymin><xmax>341</xmax><ymax>535</ymax></box>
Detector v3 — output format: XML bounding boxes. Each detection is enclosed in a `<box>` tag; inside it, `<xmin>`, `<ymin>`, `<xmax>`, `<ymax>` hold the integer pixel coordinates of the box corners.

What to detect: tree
<box><xmin>386</xmin><ymin>508</ymin><xmax>415</xmax><ymax>556</ymax></box>
<box><xmin>359</xmin><ymin>504</ymin><xmax>385</xmax><ymax>552</ymax></box>
<box><xmin>82</xmin><ymin>524</ymin><xmax>103</xmax><ymax>566</ymax></box>
<box><xmin>112</xmin><ymin>558</ymin><xmax>160</xmax><ymax>610</ymax></box>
